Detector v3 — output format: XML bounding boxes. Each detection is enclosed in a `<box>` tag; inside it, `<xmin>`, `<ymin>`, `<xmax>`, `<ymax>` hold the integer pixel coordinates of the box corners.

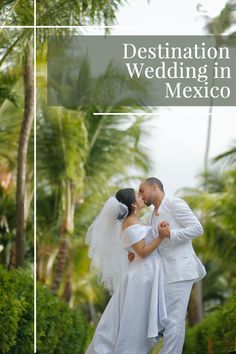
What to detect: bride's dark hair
<box><xmin>115</xmin><ymin>188</ymin><xmax>136</xmax><ymax>218</ymax></box>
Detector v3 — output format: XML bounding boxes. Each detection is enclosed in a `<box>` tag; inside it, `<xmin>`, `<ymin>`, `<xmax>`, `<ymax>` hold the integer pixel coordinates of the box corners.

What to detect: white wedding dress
<box><xmin>85</xmin><ymin>224</ymin><xmax>167</xmax><ymax>354</ymax></box>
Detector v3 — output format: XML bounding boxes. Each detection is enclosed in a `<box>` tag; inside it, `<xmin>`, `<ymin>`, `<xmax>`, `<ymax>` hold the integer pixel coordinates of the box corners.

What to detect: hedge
<box><xmin>0</xmin><ymin>267</ymin><xmax>90</xmax><ymax>354</ymax></box>
<box><xmin>183</xmin><ymin>292</ymin><xmax>236</xmax><ymax>354</ymax></box>
<box><xmin>0</xmin><ymin>266</ymin><xmax>34</xmax><ymax>354</ymax></box>
<box><xmin>36</xmin><ymin>283</ymin><xmax>89</xmax><ymax>354</ymax></box>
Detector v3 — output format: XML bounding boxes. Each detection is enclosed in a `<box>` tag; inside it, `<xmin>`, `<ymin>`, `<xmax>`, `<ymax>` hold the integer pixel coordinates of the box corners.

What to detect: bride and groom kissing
<box><xmin>85</xmin><ymin>177</ymin><xmax>206</xmax><ymax>354</ymax></box>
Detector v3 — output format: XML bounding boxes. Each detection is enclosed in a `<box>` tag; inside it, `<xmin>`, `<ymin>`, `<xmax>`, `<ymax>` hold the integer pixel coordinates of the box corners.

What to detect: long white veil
<box><xmin>86</xmin><ymin>197</ymin><xmax>129</xmax><ymax>295</ymax></box>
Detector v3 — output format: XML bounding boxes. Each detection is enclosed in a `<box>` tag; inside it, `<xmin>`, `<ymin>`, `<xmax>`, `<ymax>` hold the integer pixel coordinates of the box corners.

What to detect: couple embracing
<box><xmin>85</xmin><ymin>177</ymin><xmax>206</xmax><ymax>354</ymax></box>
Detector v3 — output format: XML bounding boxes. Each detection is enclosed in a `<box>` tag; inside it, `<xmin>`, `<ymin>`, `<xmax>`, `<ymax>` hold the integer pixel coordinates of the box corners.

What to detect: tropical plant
<box><xmin>0</xmin><ymin>29</ymin><xmax>34</xmax><ymax>268</ymax></box>
<box><xmin>36</xmin><ymin>38</ymin><xmax>152</xmax><ymax>312</ymax></box>
<box><xmin>213</xmin><ymin>140</ymin><xmax>236</xmax><ymax>166</ymax></box>
<box><xmin>198</xmin><ymin>0</ymin><xmax>236</xmax><ymax>173</ymax></box>
<box><xmin>36</xmin><ymin>0</ymin><xmax>126</xmax><ymax>26</ymax></box>
<box><xmin>183</xmin><ymin>289</ymin><xmax>236</xmax><ymax>354</ymax></box>
<box><xmin>0</xmin><ymin>266</ymin><xmax>34</xmax><ymax>353</ymax></box>
<box><xmin>182</xmin><ymin>144</ymin><xmax>236</xmax><ymax>317</ymax></box>
<box><xmin>0</xmin><ymin>0</ymin><xmax>34</xmax><ymax>26</ymax></box>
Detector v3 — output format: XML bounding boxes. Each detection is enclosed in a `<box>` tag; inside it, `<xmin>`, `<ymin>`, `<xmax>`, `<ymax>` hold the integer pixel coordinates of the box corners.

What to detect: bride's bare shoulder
<box><xmin>122</xmin><ymin>220</ymin><xmax>132</xmax><ymax>231</ymax></box>
<box><xmin>122</xmin><ymin>218</ymin><xmax>141</xmax><ymax>232</ymax></box>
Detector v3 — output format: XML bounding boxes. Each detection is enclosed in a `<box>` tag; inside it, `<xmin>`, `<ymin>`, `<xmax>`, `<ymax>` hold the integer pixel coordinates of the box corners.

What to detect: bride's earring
<box><xmin>132</xmin><ymin>203</ymin><xmax>137</xmax><ymax>215</ymax></box>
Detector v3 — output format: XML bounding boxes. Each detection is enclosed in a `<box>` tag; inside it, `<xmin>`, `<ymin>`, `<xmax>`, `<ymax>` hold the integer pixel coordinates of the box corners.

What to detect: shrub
<box><xmin>183</xmin><ymin>292</ymin><xmax>236</xmax><ymax>354</ymax></box>
<box><xmin>0</xmin><ymin>266</ymin><xmax>33</xmax><ymax>354</ymax></box>
<box><xmin>37</xmin><ymin>283</ymin><xmax>89</xmax><ymax>354</ymax></box>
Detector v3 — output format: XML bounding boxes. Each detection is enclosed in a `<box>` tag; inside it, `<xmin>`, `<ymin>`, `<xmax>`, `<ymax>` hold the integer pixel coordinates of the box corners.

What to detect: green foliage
<box><xmin>183</xmin><ymin>291</ymin><xmax>236</xmax><ymax>354</ymax></box>
<box><xmin>183</xmin><ymin>154</ymin><xmax>236</xmax><ymax>311</ymax></box>
<box><xmin>0</xmin><ymin>0</ymin><xmax>34</xmax><ymax>26</ymax></box>
<box><xmin>204</xmin><ymin>0</ymin><xmax>236</xmax><ymax>36</ymax></box>
<box><xmin>37</xmin><ymin>0</ymin><xmax>126</xmax><ymax>26</ymax></box>
<box><xmin>37</xmin><ymin>282</ymin><xmax>89</xmax><ymax>354</ymax></box>
<box><xmin>214</xmin><ymin>140</ymin><xmax>236</xmax><ymax>166</ymax></box>
<box><xmin>0</xmin><ymin>29</ymin><xmax>34</xmax><ymax>268</ymax></box>
<box><xmin>36</xmin><ymin>41</ymin><xmax>151</xmax><ymax>307</ymax></box>
<box><xmin>0</xmin><ymin>266</ymin><xmax>33</xmax><ymax>354</ymax></box>
<box><xmin>84</xmin><ymin>323</ymin><xmax>95</xmax><ymax>351</ymax></box>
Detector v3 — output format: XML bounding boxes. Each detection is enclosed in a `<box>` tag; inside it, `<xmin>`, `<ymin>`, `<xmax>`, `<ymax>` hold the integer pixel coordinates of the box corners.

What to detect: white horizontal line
<box><xmin>93</xmin><ymin>112</ymin><xmax>160</xmax><ymax>116</ymax></box>
<box><xmin>93</xmin><ymin>111</ymin><xmax>215</xmax><ymax>116</ymax></box>
<box><xmin>0</xmin><ymin>25</ymin><xmax>135</xmax><ymax>29</ymax></box>
<box><xmin>0</xmin><ymin>26</ymin><xmax>34</xmax><ymax>29</ymax></box>
<box><xmin>37</xmin><ymin>25</ymin><xmax>133</xmax><ymax>28</ymax></box>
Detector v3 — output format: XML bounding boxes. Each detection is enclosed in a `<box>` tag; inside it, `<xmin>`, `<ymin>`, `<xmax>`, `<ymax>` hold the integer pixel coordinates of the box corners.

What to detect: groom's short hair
<box><xmin>145</xmin><ymin>177</ymin><xmax>164</xmax><ymax>192</ymax></box>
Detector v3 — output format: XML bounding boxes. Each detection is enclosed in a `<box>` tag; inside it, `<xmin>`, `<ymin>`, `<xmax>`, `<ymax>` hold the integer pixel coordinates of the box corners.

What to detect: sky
<box><xmin>112</xmin><ymin>0</ymin><xmax>234</xmax><ymax>35</ymax></box>
<box><xmin>83</xmin><ymin>0</ymin><xmax>236</xmax><ymax>196</ymax></box>
<box><xmin>112</xmin><ymin>0</ymin><xmax>236</xmax><ymax>196</ymax></box>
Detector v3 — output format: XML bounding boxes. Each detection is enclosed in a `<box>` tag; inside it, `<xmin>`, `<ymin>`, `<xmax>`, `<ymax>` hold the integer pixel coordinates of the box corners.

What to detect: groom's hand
<box><xmin>158</xmin><ymin>222</ymin><xmax>170</xmax><ymax>239</ymax></box>
<box><xmin>128</xmin><ymin>252</ymin><xmax>135</xmax><ymax>263</ymax></box>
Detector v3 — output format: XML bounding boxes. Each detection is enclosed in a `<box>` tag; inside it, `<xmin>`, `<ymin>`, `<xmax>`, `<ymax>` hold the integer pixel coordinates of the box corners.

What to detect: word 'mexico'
<box><xmin>165</xmin><ymin>83</ymin><xmax>230</xmax><ymax>98</ymax></box>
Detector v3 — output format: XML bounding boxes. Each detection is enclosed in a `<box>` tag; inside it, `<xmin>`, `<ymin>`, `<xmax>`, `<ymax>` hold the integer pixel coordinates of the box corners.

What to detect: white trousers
<box><xmin>159</xmin><ymin>280</ymin><xmax>194</xmax><ymax>354</ymax></box>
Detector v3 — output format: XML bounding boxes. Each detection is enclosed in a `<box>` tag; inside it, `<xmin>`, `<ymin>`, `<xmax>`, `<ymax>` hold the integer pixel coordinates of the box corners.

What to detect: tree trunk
<box><xmin>204</xmin><ymin>73</ymin><xmax>214</xmax><ymax>176</ymax></box>
<box><xmin>37</xmin><ymin>241</ymin><xmax>47</xmax><ymax>282</ymax></box>
<box><xmin>15</xmin><ymin>46</ymin><xmax>34</xmax><ymax>268</ymax></box>
<box><xmin>204</xmin><ymin>111</ymin><xmax>212</xmax><ymax>174</ymax></box>
<box><xmin>188</xmin><ymin>281</ymin><xmax>204</xmax><ymax>326</ymax></box>
<box><xmin>208</xmin><ymin>339</ymin><xmax>213</xmax><ymax>354</ymax></box>
<box><xmin>62</xmin><ymin>272</ymin><xmax>72</xmax><ymax>304</ymax></box>
<box><xmin>51</xmin><ymin>226</ymin><xmax>68</xmax><ymax>294</ymax></box>
<box><xmin>89</xmin><ymin>300</ymin><xmax>98</xmax><ymax>327</ymax></box>
<box><xmin>51</xmin><ymin>180</ymin><xmax>75</xmax><ymax>294</ymax></box>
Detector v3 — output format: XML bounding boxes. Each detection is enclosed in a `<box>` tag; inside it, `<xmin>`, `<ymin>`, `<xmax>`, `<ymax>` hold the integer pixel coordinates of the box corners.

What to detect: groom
<box><xmin>130</xmin><ymin>177</ymin><xmax>206</xmax><ymax>354</ymax></box>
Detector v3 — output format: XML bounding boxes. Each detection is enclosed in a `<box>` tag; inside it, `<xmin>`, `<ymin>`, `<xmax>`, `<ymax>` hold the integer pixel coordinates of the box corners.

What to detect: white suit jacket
<box><xmin>148</xmin><ymin>196</ymin><xmax>206</xmax><ymax>284</ymax></box>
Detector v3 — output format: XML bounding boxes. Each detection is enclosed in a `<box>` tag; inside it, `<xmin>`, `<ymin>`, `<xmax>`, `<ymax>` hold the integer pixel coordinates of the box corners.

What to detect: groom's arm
<box><xmin>159</xmin><ymin>197</ymin><xmax>203</xmax><ymax>244</ymax></box>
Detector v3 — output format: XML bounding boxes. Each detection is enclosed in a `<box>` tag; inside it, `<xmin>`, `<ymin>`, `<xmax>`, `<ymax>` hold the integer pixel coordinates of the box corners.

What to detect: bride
<box><xmin>85</xmin><ymin>188</ymin><xmax>168</xmax><ymax>354</ymax></box>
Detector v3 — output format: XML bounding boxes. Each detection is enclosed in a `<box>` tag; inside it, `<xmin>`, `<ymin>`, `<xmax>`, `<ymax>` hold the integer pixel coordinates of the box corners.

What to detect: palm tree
<box><xmin>213</xmin><ymin>141</ymin><xmax>236</xmax><ymax>166</ymax></box>
<box><xmin>0</xmin><ymin>29</ymin><xmax>34</xmax><ymax>267</ymax></box>
<box><xmin>198</xmin><ymin>0</ymin><xmax>236</xmax><ymax>173</ymax></box>
<box><xmin>36</xmin><ymin>42</ymin><xmax>151</xmax><ymax>296</ymax></box>
<box><xmin>36</xmin><ymin>0</ymin><xmax>126</xmax><ymax>26</ymax></box>
<box><xmin>187</xmin><ymin>1</ymin><xmax>236</xmax><ymax>325</ymax></box>
<box><xmin>0</xmin><ymin>164</ymin><xmax>15</xmax><ymax>267</ymax></box>
<box><xmin>15</xmin><ymin>44</ymin><xmax>34</xmax><ymax>267</ymax></box>
<box><xmin>182</xmin><ymin>147</ymin><xmax>236</xmax><ymax>322</ymax></box>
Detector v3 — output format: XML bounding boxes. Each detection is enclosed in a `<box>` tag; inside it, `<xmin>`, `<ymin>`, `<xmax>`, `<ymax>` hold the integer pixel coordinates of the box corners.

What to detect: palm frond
<box><xmin>0</xmin><ymin>0</ymin><xmax>33</xmax><ymax>26</ymax></box>
<box><xmin>213</xmin><ymin>142</ymin><xmax>236</xmax><ymax>166</ymax></box>
<box><xmin>36</xmin><ymin>0</ymin><xmax>126</xmax><ymax>26</ymax></box>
